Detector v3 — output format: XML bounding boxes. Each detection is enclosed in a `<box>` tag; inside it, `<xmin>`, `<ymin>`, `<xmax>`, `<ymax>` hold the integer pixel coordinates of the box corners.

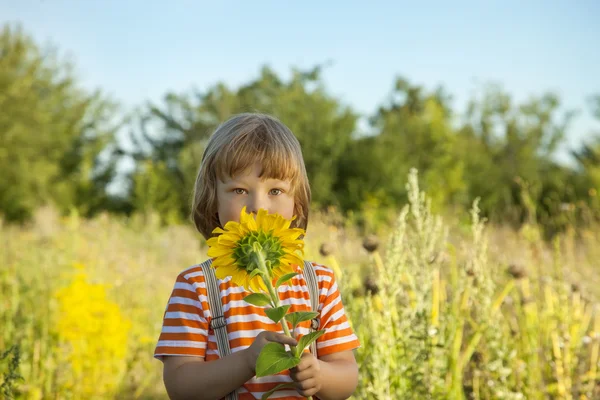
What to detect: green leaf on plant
<box><xmin>295</xmin><ymin>330</ymin><xmax>326</xmax><ymax>357</ymax></box>
<box><xmin>244</xmin><ymin>293</ymin><xmax>272</xmax><ymax>307</ymax></box>
<box><xmin>256</xmin><ymin>342</ymin><xmax>301</xmax><ymax>377</ymax></box>
<box><xmin>260</xmin><ymin>383</ymin><xmax>297</xmax><ymax>400</ymax></box>
<box><xmin>248</xmin><ymin>268</ymin><xmax>263</xmax><ymax>280</ymax></box>
<box><xmin>286</xmin><ymin>311</ymin><xmax>319</xmax><ymax>331</ymax></box>
<box><xmin>265</xmin><ymin>305</ymin><xmax>291</xmax><ymax>323</ymax></box>
<box><xmin>275</xmin><ymin>272</ymin><xmax>298</xmax><ymax>288</ymax></box>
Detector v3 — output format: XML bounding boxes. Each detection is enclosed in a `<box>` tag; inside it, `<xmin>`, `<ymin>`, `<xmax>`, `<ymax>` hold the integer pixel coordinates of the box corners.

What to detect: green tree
<box><xmin>571</xmin><ymin>95</ymin><xmax>600</xmax><ymax>220</ymax></box>
<box><xmin>459</xmin><ymin>84</ymin><xmax>575</xmax><ymax>225</ymax></box>
<box><xmin>336</xmin><ymin>78</ymin><xmax>467</xmax><ymax>213</ymax></box>
<box><xmin>0</xmin><ymin>24</ymin><xmax>121</xmax><ymax>222</ymax></box>
<box><xmin>121</xmin><ymin>65</ymin><xmax>358</xmax><ymax>221</ymax></box>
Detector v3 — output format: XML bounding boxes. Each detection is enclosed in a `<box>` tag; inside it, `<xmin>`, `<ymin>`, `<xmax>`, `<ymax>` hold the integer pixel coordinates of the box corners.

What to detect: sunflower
<box><xmin>206</xmin><ymin>207</ymin><xmax>305</xmax><ymax>292</ymax></box>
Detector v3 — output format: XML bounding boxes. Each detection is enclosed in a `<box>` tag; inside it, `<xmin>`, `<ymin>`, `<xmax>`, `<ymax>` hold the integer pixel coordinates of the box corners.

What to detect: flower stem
<box><xmin>254</xmin><ymin>246</ymin><xmax>313</xmax><ymax>400</ymax></box>
<box><xmin>255</xmin><ymin>249</ymin><xmax>297</xmax><ymax>351</ymax></box>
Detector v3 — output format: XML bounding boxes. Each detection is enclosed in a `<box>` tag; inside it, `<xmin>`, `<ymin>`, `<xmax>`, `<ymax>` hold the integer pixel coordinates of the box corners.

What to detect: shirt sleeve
<box><xmin>154</xmin><ymin>271</ymin><xmax>209</xmax><ymax>359</ymax></box>
<box><xmin>314</xmin><ymin>265</ymin><xmax>361</xmax><ymax>357</ymax></box>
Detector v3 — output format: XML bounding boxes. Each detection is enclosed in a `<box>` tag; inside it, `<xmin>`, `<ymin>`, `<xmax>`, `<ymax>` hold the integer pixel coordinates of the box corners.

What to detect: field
<box><xmin>2</xmin><ymin>174</ymin><xmax>600</xmax><ymax>399</ymax></box>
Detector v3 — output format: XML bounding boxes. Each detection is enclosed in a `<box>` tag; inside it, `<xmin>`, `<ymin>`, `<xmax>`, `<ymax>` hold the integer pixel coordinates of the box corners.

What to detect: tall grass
<box><xmin>1</xmin><ymin>172</ymin><xmax>599</xmax><ymax>399</ymax></box>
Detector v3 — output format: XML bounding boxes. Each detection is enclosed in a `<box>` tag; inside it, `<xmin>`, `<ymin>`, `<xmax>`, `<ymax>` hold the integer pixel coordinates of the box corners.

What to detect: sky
<box><xmin>2</xmin><ymin>0</ymin><xmax>599</xmax><ymax>165</ymax></box>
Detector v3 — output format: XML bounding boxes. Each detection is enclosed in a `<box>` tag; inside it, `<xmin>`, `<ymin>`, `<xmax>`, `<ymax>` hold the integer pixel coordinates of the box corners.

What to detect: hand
<box><xmin>289</xmin><ymin>352</ymin><xmax>322</xmax><ymax>397</ymax></box>
<box><xmin>244</xmin><ymin>331</ymin><xmax>298</xmax><ymax>374</ymax></box>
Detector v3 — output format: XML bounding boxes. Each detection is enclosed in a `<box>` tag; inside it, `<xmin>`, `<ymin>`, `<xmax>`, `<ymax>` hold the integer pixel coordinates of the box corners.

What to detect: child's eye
<box><xmin>234</xmin><ymin>188</ymin><xmax>247</xmax><ymax>195</ymax></box>
<box><xmin>269</xmin><ymin>189</ymin><xmax>283</xmax><ymax>196</ymax></box>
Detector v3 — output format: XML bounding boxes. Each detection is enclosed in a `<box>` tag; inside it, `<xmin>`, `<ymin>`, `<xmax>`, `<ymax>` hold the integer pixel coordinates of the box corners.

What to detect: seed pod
<box><xmin>362</xmin><ymin>235</ymin><xmax>379</xmax><ymax>253</ymax></box>
<box><xmin>507</xmin><ymin>264</ymin><xmax>526</xmax><ymax>279</ymax></box>
<box><xmin>571</xmin><ymin>282</ymin><xmax>580</xmax><ymax>292</ymax></box>
<box><xmin>319</xmin><ymin>242</ymin><xmax>334</xmax><ymax>257</ymax></box>
<box><xmin>471</xmin><ymin>351</ymin><xmax>483</xmax><ymax>365</ymax></box>
<box><xmin>363</xmin><ymin>276</ymin><xmax>380</xmax><ymax>296</ymax></box>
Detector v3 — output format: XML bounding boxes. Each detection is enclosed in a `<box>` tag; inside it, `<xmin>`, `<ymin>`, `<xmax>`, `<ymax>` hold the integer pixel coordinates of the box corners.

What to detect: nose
<box><xmin>246</xmin><ymin>193</ymin><xmax>269</xmax><ymax>215</ymax></box>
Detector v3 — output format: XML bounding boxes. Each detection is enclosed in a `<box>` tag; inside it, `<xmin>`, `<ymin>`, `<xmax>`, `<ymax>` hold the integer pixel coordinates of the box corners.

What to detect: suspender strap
<box><xmin>200</xmin><ymin>260</ymin><xmax>238</xmax><ymax>400</ymax></box>
<box><xmin>303</xmin><ymin>261</ymin><xmax>320</xmax><ymax>357</ymax></box>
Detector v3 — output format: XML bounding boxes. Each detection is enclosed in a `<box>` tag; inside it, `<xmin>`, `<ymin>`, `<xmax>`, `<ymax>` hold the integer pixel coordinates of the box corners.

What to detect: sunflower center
<box><xmin>232</xmin><ymin>230</ymin><xmax>285</xmax><ymax>272</ymax></box>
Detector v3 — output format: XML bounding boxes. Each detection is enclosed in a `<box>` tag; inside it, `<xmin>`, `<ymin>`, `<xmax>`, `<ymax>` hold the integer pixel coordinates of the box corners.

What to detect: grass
<box><xmin>1</xmin><ymin>171</ymin><xmax>599</xmax><ymax>399</ymax></box>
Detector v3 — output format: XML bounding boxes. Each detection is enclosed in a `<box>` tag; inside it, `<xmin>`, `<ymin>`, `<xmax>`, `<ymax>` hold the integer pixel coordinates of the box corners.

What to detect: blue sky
<box><xmin>2</xmin><ymin>0</ymin><xmax>599</xmax><ymax>164</ymax></box>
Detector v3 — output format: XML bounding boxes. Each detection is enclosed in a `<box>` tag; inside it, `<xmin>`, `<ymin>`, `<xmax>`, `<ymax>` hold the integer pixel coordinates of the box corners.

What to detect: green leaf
<box><xmin>275</xmin><ymin>272</ymin><xmax>298</xmax><ymax>288</ymax></box>
<box><xmin>260</xmin><ymin>383</ymin><xmax>297</xmax><ymax>400</ymax></box>
<box><xmin>248</xmin><ymin>268</ymin><xmax>263</xmax><ymax>280</ymax></box>
<box><xmin>295</xmin><ymin>330</ymin><xmax>326</xmax><ymax>357</ymax></box>
<box><xmin>265</xmin><ymin>305</ymin><xmax>291</xmax><ymax>323</ymax></box>
<box><xmin>243</xmin><ymin>293</ymin><xmax>272</xmax><ymax>307</ymax></box>
<box><xmin>256</xmin><ymin>342</ymin><xmax>301</xmax><ymax>377</ymax></box>
<box><xmin>286</xmin><ymin>311</ymin><xmax>319</xmax><ymax>331</ymax></box>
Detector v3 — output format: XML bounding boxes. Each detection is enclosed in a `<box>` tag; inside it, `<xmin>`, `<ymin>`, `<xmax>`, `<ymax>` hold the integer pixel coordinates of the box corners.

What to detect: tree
<box><xmin>336</xmin><ymin>77</ymin><xmax>467</xmax><ymax>213</ymax></box>
<box><xmin>459</xmin><ymin>84</ymin><xmax>575</xmax><ymax>224</ymax></box>
<box><xmin>120</xmin><ymin>65</ymin><xmax>358</xmax><ymax>222</ymax></box>
<box><xmin>0</xmin><ymin>23</ymin><xmax>121</xmax><ymax>222</ymax></box>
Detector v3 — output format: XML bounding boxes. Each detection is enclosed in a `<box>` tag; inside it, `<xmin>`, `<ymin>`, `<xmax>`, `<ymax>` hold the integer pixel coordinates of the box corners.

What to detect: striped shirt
<box><xmin>154</xmin><ymin>261</ymin><xmax>360</xmax><ymax>400</ymax></box>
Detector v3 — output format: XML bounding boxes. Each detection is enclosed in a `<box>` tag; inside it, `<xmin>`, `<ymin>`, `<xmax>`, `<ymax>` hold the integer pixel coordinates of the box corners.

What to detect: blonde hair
<box><xmin>191</xmin><ymin>113</ymin><xmax>311</xmax><ymax>239</ymax></box>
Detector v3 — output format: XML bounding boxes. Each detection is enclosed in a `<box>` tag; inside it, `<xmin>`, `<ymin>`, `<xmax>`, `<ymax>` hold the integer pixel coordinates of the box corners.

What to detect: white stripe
<box><xmin>169</xmin><ymin>296</ymin><xmax>202</xmax><ymax>309</ymax></box>
<box><xmin>317</xmin><ymin>335</ymin><xmax>358</xmax><ymax>349</ymax></box>
<box><xmin>190</xmin><ymin>280</ymin><xmax>207</xmax><ymax>292</ymax></box>
<box><xmin>219</xmin><ymin>285</ymin><xmax>246</xmax><ymax>296</ymax></box>
<box><xmin>321</xmin><ymin>295</ymin><xmax>340</xmax><ymax>317</ymax></box>
<box><xmin>330</xmin><ymin>307</ymin><xmax>345</xmax><ymax>322</ymax></box>
<box><xmin>280</xmin><ymin>297</ymin><xmax>311</xmax><ymax>306</ymax></box>
<box><xmin>292</xmin><ymin>326</ymin><xmax>311</xmax><ymax>336</ymax></box>
<box><xmin>222</xmin><ymin>296</ymin><xmax>309</xmax><ymax>313</ymax></box>
<box><xmin>278</xmin><ymin>283</ymin><xmax>308</xmax><ymax>292</ymax></box>
<box><xmin>323</xmin><ymin>320</ymin><xmax>351</xmax><ymax>333</ymax></box>
<box><xmin>250</xmin><ymin>375</ymin><xmax>293</xmax><ymax>384</ymax></box>
<box><xmin>227</xmin><ymin>328</ymin><xmax>268</xmax><ymax>340</ymax></box>
<box><xmin>227</xmin><ymin>313</ymin><xmax>277</xmax><ymax>325</ymax></box>
<box><xmin>157</xmin><ymin>340</ymin><xmax>206</xmax><ymax>349</ymax></box>
<box><xmin>161</xmin><ymin>326</ymin><xmax>208</xmax><ymax>335</ymax></box>
<box><xmin>328</xmin><ymin>281</ymin><xmax>339</xmax><ymax>294</ymax></box>
<box><xmin>164</xmin><ymin>311</ymin><xmax>204</xmax><ymax>322</ymax></box>
<box><xmin>173</xmin><ymin>281</ymin><xmax>197</xmax><ymax>292</ymax></box>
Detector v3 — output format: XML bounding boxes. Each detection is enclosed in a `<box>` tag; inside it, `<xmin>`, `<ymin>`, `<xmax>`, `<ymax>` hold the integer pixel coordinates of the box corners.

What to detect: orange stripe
<box><xmin>154</xmin><ymin>346</ymin><xmax>204</xmax><ymax>357</ymax></box>
<box><xmin>159</xmin><ymin>332</ymin><xmax>206</xmax><ymax>341</ymax></box>
<box><xmin>162</xmin><ymin>318</ymin><xmax>207</xmax><ymax>329</ymax></box>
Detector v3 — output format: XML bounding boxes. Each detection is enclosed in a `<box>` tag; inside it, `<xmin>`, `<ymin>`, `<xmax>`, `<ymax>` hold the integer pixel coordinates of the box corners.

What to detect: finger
<box><xmin>295</xmin><ymin>378</ymin><xmax>317</xmax><ymax>391</ymax></box>
<box><xmin>296</xmin><ymin>353</ymin><xmax>316</xmax><ymax>370</ymax></box>
<box><xmin>265</xmin><ymin>332</ymin><xmax>297</xmax><ymax>346</ymax></box>
<box><xmin>296</xmin><ymin>381</ymin><xmax>319</xmax><ymax>397</ymax></box>
<box><xmin>292</xmin><ymin>366</ymin><xmax>317</xmax><ymax>382</ymax></box>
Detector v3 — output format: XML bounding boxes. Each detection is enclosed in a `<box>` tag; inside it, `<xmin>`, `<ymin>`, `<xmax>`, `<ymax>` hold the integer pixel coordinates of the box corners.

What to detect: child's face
<box><xmin>216</xmin><ymin>162</ymin><xmax>295</xmax><ymax>226</ymax></box>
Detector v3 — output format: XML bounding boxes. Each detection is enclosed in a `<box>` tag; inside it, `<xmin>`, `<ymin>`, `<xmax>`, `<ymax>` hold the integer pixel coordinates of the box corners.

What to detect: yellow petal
<box><xmin>239</xmin><ymin>208</ymin><xmax>258</xmax><ymax>231</ymax></box>
<box><xmin>206</xmin><ymin>237</ymin><xmax>219</xmax><ymax>247</ymax></box>
<box><xmin>256</xmin><ymin>209</ymin><xmax>268</xmax><ymax>230</ymax></box>
<box><xmin>248</xmin><ymin>276</ymin><xmax>268</xmax><ymax>293</ymax></box>
<box><xmin>212</xmin><ymin>255</ymin><xmax>236</xmax><ymax>268</ymax></box>
<box><xmin>215</xmin><ymin>263</ymin><xmax>239</xmax><ymax>280</ymax></box>
<box><xmin>231</xmin><ymin>269</ymin><xmax>248</xmax><ymax>288</ymax></box>
<box><xmin>223</xmin><ymin>221</ymin><xmax>246</xmax><ymax>236</ymax></box>
<box><xmin>208</xmin><ymin>246</ymin><xmax>234</xmax><ymax>258</ymax></box>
